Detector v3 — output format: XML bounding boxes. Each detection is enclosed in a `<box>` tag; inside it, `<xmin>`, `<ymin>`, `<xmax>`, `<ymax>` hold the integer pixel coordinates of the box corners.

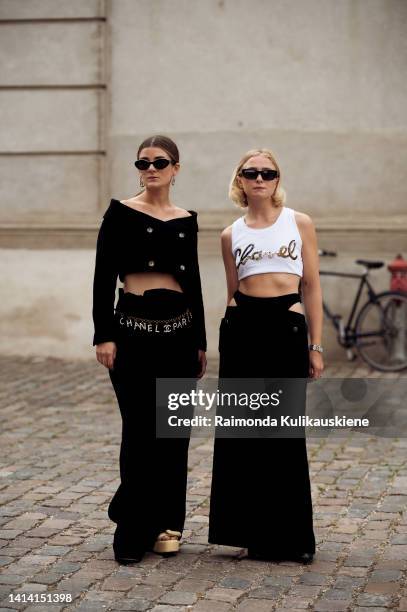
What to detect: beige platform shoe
<box><xmin>153</xmin><ymin>529</ymin><xmax>182</xmax><ymax>554</ymax></box>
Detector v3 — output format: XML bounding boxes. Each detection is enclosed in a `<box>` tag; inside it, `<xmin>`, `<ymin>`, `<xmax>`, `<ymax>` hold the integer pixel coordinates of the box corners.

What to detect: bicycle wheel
<box><xmin>355</xmin><ymin>291</ymin><xmax>407</xmax><ymax>371</ymax></box>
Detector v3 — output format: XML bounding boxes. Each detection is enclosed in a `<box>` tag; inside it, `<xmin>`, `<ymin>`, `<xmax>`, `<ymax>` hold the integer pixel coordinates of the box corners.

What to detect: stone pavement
<box><xmin>0</xmin><ymin>355</ymin><xmax>406</xmax><ymax>612</ymax></box>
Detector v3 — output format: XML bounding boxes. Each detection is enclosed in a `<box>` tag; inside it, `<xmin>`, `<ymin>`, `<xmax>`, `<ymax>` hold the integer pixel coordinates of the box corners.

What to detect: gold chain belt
<box><xmin>114</xmin><ymin>308</ymin><xmax>193</xmax><ymax>334</ymax></box>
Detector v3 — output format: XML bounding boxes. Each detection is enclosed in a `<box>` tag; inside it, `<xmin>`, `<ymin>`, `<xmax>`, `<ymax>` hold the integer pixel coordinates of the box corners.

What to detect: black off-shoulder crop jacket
<box><xmin>92</xmin><ymin>198</ymin><xmax>207</xmax><ymax>352</ymax></box>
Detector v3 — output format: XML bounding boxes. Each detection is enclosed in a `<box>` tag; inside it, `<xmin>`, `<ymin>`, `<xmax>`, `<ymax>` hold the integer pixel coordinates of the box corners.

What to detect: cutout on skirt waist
<box><xmin>233</xmin><ymin>290</ymin><xmax>302</xmax><ymax>310</ymax></box>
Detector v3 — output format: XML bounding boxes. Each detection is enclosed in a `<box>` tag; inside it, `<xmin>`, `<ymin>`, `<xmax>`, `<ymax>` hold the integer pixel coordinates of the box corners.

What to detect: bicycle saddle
<box><xmin>355</xmin><ymin>259</ymin><xmax>384</xmax><ymax>269</ymax></box>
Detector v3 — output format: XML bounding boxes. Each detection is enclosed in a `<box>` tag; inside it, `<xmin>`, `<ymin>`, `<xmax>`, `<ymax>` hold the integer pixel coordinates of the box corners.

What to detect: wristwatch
<box><xmin>309</xmin><ymin>344</ymin><xmax>324</xmax><ymax>353</ymax></box>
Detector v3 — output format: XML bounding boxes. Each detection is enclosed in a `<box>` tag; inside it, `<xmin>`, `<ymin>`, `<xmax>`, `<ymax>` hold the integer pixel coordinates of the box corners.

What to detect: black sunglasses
<box><xmin>240</xmin><ymin>168</ymin><xmax>279</xmax><ymax>181</ymax></box>
<box><xmin>134</xmin><ymin>158</ymin><xmax>176</xmax><ymax>170</ymax></box>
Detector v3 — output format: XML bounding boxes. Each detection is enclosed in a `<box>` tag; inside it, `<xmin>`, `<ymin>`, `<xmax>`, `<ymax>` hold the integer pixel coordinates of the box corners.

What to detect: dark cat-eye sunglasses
<box><xmin>134</xmin><ymin>158</ymin><xmax>176</xmax><ymax>170</ymax></box>
<box><xmin>240</xmin><ymin>168</ymin><xmax>279</xmax><ymax>181</ymax></box>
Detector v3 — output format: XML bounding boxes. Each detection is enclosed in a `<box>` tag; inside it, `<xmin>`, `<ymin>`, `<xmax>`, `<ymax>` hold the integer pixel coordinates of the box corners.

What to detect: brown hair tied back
<box><xmin>133</xmin><ymin>135</ymin><xmax>180</xmax><ymax>197</ymax></box>
<box><xmin>137</xmin><ymin>135</ymin><xmax>179</xmax><ymax>163</ymax></box>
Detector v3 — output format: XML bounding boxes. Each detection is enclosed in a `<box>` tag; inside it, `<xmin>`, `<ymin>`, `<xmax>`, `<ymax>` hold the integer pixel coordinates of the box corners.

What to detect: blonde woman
<box><xmin>208</xmin><ymin>148</ymin><xmax>323</xmax><ymax>563</ymax></box>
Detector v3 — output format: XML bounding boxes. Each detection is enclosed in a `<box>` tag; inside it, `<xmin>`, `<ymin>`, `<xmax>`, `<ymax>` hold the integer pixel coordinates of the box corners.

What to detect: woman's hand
<box><xmin>96</xmin><ymin>341</ymin><xmax>117</xmax><ymax>370</ymax></box>
<box><xmin>309</xmin><ymin>350</ymin><xmax>324</xmax><ymax>379</ymax></box>
<box><xmin>196</xmin><ymin>350</ymin><xmax>207</xmax><ymax>379</ymax></box>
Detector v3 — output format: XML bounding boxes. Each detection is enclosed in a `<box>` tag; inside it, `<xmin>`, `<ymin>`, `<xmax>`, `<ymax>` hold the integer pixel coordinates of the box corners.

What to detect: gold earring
<box><xmin>140</xmin><ymin>177</ymin><xmax>144</xmax><ymax>187</ymax></box>
<box><xmin>171</xmin><ymin>176</ymin><xmax>175</xmax><ymax>186</ymax></box>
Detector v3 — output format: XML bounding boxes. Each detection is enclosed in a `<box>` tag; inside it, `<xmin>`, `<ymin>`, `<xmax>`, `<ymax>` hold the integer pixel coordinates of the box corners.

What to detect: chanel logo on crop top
<box><xmin>234</xmin><ymin>240</ymin><xmax>298</xmax><ymax>269</ymax></box>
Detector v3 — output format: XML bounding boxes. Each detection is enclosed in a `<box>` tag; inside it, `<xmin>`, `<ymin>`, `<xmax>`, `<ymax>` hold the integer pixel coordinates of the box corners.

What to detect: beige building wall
<box><xmin>0</xmin><ymin>0</ymin><xmax>406</xmax><ymax>361</ymax></box>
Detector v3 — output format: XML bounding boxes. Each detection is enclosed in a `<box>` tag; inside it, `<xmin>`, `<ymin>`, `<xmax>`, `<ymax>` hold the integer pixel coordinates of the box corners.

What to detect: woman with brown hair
<box><xmin>208</xmin><ymin>148</ymin><xmax>323</xmax><ymax>563</ymax></box>
<box><xmin>92</xmin><ymin>135</ymin><xmax>207</xmax><ymax>563</ymax></box>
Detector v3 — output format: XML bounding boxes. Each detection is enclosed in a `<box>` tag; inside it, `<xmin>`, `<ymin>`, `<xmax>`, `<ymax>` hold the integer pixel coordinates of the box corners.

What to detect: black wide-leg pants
<box><xmin>107</xmin><ymin>288</ymin><xmax>199</xmax><ymax>548</ymax></box>
<box><xmin>208</xmin><ymin>290</ymin><xmax>316</xmax><ymax>555</ymax></box>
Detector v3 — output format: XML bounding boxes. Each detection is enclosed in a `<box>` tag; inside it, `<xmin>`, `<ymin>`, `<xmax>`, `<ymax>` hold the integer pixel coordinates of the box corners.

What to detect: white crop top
<box><xmin>231</xmin><ymin>206</ymin><xmax>303</xmax><ymax>281</ymax></box>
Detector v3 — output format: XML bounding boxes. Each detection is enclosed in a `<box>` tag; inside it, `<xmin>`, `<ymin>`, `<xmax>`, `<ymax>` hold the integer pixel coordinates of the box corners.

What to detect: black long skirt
<box><xmin>208</xmin><ymin>289</ymin><xmax>316</xmax><ymax>555</ymax></box>
<box><xmin>107</xmin><ymin>287</ymin><xmax>199</xmax><ymax>548</ymax></box>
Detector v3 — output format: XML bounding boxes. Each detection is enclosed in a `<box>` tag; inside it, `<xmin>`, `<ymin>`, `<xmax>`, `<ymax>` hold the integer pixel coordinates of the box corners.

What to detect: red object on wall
<box><xmin>388</xmin><ymin>254</ymin><xmax>407</xmax><ymax>293</ymax></box>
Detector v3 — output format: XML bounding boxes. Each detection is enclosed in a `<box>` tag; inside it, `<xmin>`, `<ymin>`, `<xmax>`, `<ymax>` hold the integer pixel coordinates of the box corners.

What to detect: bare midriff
<box><xmin>228</xmin><ymin>272</ymin><xmax>303</xmax><ymax>313</ymax></box>
<box><xmin>123</xmin><ymin>271</ymin><xmax>183</xmax><ymax>296</ymax></box>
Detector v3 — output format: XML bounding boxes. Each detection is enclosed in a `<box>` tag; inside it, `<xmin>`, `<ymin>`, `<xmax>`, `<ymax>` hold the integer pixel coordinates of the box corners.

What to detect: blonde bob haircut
<box><xmin>229</xmin><ymin>148</ymin><xmax>286</xmax><ymax>209</ymax></box>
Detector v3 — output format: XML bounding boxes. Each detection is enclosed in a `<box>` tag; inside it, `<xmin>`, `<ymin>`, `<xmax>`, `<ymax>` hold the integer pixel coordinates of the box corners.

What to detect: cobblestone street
<box><xmin>0</xmin><ymin>356</ymin><xmax>406</xmax><ymax>612</ymax></box>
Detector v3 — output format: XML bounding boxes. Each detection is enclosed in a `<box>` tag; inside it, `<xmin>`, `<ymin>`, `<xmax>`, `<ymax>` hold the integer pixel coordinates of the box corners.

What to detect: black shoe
<box><xmin>114</xmin><ymin>551</ymin><xmax>145</xmax><ymax>564</ymax></box>
<box><xmin>113</xmin><ymin>523</ymin><xmax>146</xmax><ymax>564</ymax></box>
<box><xmin>291</xmin><ymin>551</ymin><xmax>314</xmax><ymax>564</ymax></box>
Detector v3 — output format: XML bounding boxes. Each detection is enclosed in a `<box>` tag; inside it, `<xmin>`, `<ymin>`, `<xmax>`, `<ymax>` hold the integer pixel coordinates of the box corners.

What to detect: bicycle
<box><xmin>318</xmin><ymin>249</ymin><xmax>407</xmax><ymax>372</ymax></box>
